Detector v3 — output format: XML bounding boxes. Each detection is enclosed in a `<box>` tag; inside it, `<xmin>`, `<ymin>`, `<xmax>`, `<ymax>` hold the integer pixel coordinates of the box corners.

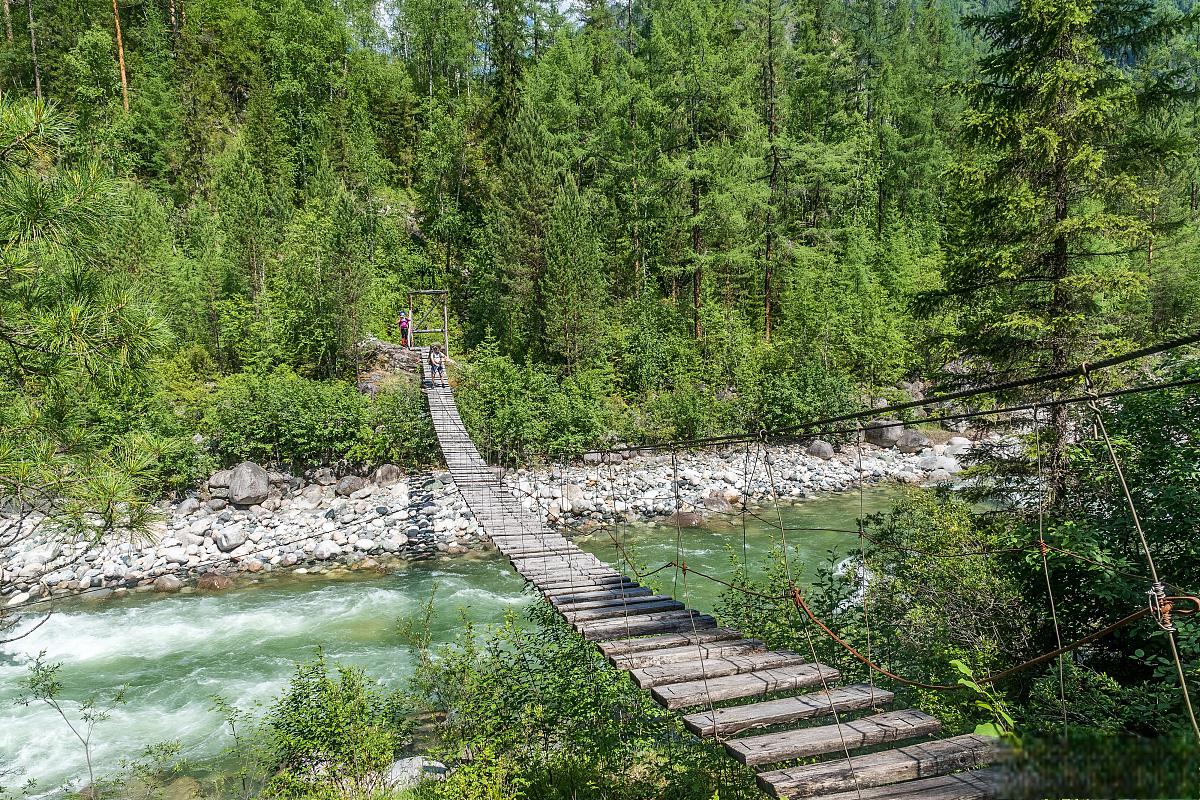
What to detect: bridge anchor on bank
<box><xmin>420</xmin><ymin>350</ymin><xmax>1004</xmax><ymax>799</ymax></box>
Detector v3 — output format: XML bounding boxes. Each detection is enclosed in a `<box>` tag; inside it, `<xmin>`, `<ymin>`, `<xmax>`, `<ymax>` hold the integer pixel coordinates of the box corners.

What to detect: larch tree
<box><xmin>541</xmin><ymin>177</ymin><xmax>609</xmax><ymax>372</ymax></box>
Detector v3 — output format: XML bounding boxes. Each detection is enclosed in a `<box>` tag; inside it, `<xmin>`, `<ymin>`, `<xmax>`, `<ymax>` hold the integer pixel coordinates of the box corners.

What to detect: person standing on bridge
<box><xmin>398</xmin><ymin>311</ymin><xmax>410</xmax><ymax>347</ymax></box>
<box><xmin>429</xmin><ymin>344</ymin><xmax>447</xmax><ymax>386</ymax></box>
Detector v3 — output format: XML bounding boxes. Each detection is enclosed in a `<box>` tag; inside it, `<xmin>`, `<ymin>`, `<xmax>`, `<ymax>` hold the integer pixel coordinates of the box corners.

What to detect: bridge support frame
<box><xmin>407</xmin><ymin>289</ymin><xmax>450</xmax><ymax>354</ymax></box>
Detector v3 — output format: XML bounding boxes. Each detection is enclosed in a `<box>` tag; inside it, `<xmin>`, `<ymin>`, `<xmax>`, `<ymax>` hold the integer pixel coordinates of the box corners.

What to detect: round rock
<box><xmin>229</xmin><ymin>461</ymin><xmax>270</xmax><ymax>506</ymax></box>
<box><xmin>153</xmin><ymin>574</ymin><xmax>183</xmax><ymax>593</ymax></box>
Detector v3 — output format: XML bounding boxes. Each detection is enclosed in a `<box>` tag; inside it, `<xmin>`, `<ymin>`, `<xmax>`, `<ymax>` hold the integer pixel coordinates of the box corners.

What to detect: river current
<box><xmin>0</xmin><ymin>488</ymin><xmax>895</xmax><ymax>793</ymax></box>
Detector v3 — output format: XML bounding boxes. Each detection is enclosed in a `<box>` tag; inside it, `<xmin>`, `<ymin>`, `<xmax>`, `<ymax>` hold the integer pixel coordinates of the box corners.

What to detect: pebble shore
<box><xmin>1</xmin><ymin>430</ymin><xmax>978</xmax><ymax>608</ymax></box>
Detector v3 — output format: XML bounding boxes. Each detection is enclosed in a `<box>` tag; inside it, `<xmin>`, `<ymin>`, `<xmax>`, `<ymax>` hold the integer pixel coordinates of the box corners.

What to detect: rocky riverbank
<box><xmin>1</xmin><ymin>423</ymin><xmax>979</xmax><ymax>607</ymax></box>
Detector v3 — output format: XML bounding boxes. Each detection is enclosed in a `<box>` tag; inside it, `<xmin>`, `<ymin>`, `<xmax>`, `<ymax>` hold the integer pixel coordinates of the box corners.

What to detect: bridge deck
<box><xmin>421</xmin><ymin>353</ymin><xmax>1002</xmax><ymax>799</ymax></box>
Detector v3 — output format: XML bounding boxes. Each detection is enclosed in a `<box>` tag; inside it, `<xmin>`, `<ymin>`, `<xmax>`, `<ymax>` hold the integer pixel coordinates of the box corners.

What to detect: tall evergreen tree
<box><xmin>935</xmin><ymin>0</ymin><xmax>1195</xmax><ymax>488</ymax></box>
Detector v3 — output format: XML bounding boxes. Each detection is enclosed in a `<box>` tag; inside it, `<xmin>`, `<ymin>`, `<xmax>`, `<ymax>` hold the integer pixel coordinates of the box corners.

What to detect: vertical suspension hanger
<box><xmin>1032</xmin><ymin>401</ymin><xmax>1068</xmax><ymax>736</ymax></box>
<box><xmin>1082</xmin><ymin>367</ymin><xmax>1200</xmax><ymax>742</ymax></box>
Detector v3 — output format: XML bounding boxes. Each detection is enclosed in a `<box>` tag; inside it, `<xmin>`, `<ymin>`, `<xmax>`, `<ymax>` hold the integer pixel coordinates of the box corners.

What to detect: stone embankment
<box><xmin>503</xmin><ymin>426</ymin><xmax>975</xmax><ymax>528</ymax></box>
<box><xmin>1</xmin><ymin>462</ymin><xmax>484</xmax><ymax>608</ymax></box>
<box><xmin>1</xmin><ymin>421</ymin><xmax>980</xmax><ymax>607</ymax></box>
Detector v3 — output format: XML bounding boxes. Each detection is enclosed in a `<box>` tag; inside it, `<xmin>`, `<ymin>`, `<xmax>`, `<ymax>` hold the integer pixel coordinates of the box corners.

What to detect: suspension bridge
<box><xmin>422</xmin><ymin>352</ymin><xmax>1010</xmax><ymax>799</ymax></box>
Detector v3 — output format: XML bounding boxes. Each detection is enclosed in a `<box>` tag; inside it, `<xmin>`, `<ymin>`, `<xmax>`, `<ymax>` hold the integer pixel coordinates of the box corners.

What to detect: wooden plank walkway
<box><xmin>420</xmin><ymin>351</ymin><xmax>1003</xmax><ymax>799</ymax></box>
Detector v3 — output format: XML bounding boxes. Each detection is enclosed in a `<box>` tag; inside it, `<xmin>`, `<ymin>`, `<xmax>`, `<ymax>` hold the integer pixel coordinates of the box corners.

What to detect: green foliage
<box><xmin>261</xmin><ymin>653</ymin><xmax>409</xmax><ymax>800</ymax></box>
<box><xmin>203</xmin><ymin>368</ymin><xmax>366</xmax><ymax>468</ymax></box>
<box><xmin>349</xmin><ymin>381</ymin><xmax>440</xmax><ymax>467</ymax></box>
<box><xmin>747</xmin><ymin>350</ymin><xmax>859</xmax><ymax>430</ymax></box>
<box><xmin>455</xmin><ymin>341</ymin><xmax>616</xmax><ymax>457</ymax></box>
<box><xmin>202</xmin><ymin>369</ymin><xmax>437</xmax><ymax>470</ymax></box>
<box><xmin>402</xmin><ymin>603</ymin><xmax>762</xmax><ymax>800</ymax></box>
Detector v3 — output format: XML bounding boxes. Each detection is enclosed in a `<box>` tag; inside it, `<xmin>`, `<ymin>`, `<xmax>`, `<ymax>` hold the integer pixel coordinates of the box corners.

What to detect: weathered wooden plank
<box><xmin>548</xmin><ymin>587</ymin><xmax>654</xmax><ymax>605</ymax></box>
<box><xmin>807</xmin><ymin>767</ymin><xmax>1002</xmax><ymax>800</ymax></box>
<box><xmin>540</xmin><ymin>578</ymin><xmax>639</xmax><ymax>595</ymax></box>
<box><xmin>596</xmin><ymin>628</ymin><xmax>745</xmax><ymax>657</ymax></box>
<box><xmin>682</xmin><ymin>684</ymin><xmax>894</xmax><ymax>737</ymax></box>
<box><xmin>651</xmin><ymin>663</ymin><xmax>840</xmax><ymax>710</ymax></box>
<box><xmin>630</xmin><ymin>651</ymin><xmax>809</xmax><ymax>689</ymax></box>
<box><xmin>725</xmin><ymin>709</ymin><xmax>942</xmax><ymax>767</ymax></box>
<box><xmin>577</xmin><ymin>610</ymin><xmax>718</xmax><ymax>641</ymax></box>
<box><xmin>523</xmin><ymin>568</ymin><xmax>623</xmax><ymax>582</ymax></box>
<box><xmin>610</xmin><ymin>639</ymin><xmax>766</xmax><ymax>670</ymax></box>
<box><xmin>562</xmin><ymin>599</ymin><xmax>686</xmax><ymax>622</ymax></box>
<box><xmin>555</xmin><ymin>593</ymin><xmax>677</xmax><ymax>611</ymax></box>
<box><xmin>757</xmin><ymin>734</ymin><xmax>1001</xmax><ymax>798</ymax></box>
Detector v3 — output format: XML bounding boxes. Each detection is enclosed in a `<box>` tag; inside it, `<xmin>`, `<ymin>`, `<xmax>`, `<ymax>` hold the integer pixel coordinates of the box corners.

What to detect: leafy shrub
<box><xmin>260</xmin><ymin>653</ymin><xmax>409</xmax><ymax>800</ymax></box>
<box><xmin>456</xmin><ymin>342</ymin><xmax>614</xmax><ymax>457</ymax></box>
<box><xmin>203</xmin><ymin>369</ymin><xmax>440</xmax><ymax>471</ymax></box>
<box><xmin>203</xmin><ymin>367</ymin><xmax>366</xmax><ymax>468</ymax></box>
<box><xmin>750</xmin><ymin>352</ymin><xmax>860</xmax><ymax>430</ymax></box>
<box><xmin>350</xmin><ymin>381</ymin><xmax>439</xmax><ymax>468</ymax></box>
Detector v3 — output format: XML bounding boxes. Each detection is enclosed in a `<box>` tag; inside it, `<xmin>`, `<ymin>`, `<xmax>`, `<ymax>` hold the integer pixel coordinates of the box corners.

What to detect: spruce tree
<box><xmin>936</xmin><ymin>0</ymin><xmax>1194</xmax><ymax>487</ymax></box>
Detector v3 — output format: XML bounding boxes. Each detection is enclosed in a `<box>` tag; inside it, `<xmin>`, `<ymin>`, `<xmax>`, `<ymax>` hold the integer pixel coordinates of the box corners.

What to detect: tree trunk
<box><xmin>112</xmin><ymin>0</ymin><xmax>130</xmax><ymax>113</ymax></box>
<box><xmin>27</xmin><ymin>0</ymin><xmax>41</xmax><ymax>99</ymax></box>
<box><xmin>1046</xmin><ymin>147</ymin><xmax>1071</xmax><ymax>503</ymax></box>
<box><xmin>3</xmin><ymin>0</ymin><xmax>12</xmax><ymax>44</ymax></box>
<box><xmin>167</xmin><ymin>0</ymin><xmax>177</xmax><ymax>36</ymax></box>
<box><xmin>691</xmin><ymin>175</ymin><xmax>702</xmax><ymax>340</ymax></box>
<box><xmin>762</xmin><ymin>0</ymin><xmax>780</xmax><ymax>343</ymax></box>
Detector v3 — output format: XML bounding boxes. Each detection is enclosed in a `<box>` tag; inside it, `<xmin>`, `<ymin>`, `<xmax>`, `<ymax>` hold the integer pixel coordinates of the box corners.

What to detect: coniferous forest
<box><xmin>3</xmin><ymin>0</ymin><xmax>1200</xmax><ymax>797</ymax></box>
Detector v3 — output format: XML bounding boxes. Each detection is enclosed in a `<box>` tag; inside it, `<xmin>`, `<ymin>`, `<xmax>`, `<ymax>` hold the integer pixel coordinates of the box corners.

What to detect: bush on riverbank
<box><xmin>454</xmin><ymin>339</ymin><xmax>865</xmax><ymax>456</ymax></box>
<box><xmin>400</xmin><ymin>602</ymin><xmax>760</xmax><ymax>800</ymax></box>
<box><xmin>201</xmin><ymin>368</ymin><xmax>437</xmax><ymax>471</ymax></box>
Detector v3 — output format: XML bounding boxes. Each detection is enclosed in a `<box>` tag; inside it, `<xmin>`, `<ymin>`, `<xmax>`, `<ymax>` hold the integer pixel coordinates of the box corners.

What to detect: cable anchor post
<box><xmin>1149</xmin><ymin>581</ymin><xmax>1175</xmax><ymax>632</ymax></box>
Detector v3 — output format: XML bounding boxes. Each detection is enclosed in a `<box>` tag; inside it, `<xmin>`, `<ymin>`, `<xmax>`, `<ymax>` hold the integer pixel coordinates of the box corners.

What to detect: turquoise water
<box><xmin>576</xmin><ymin>486</ymin><xmax>897</xmax><ymax>612</ymax></box>
<box><xmin>0</xmin><ymin>489</ymin><xmax>894</xmax><ymax>794</ymax></box>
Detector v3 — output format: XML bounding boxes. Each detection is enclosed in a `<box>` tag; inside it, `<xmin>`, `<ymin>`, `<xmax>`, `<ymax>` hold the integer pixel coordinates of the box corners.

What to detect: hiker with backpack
<box><xmin>398</xmin><ymin>311</ymin><xmax>410</xmax><ymax>347</ymax></box>
<box><xmin>429</xmin><ymin>345</ymin><xmax>447</xmax><ymax>386</ymax></box>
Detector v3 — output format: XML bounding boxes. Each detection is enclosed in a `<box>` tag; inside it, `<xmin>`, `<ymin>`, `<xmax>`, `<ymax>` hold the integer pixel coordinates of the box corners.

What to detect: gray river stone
<box><xmin>864</xmin><ymin>420</ymin><xmax>904</xmax><ymax>447</ymax></box>
<box><xmin>229</xmin><ymin>462</ymin><xmax>270</xmax><ymax>506</ymax></box>
<box><xmin>806</xmin><ymin>440</ymin><xmax>835</xmax><ymax>460</ymax></box>
<box><xmin>336</xmin><ymin>475</ymin><xmax>367</xmax><ymax>497</ymax></box>
<box><xmin>216</xmin><ymin>529</ymin><xmax>248</xmax><ymax>553</ymax></box>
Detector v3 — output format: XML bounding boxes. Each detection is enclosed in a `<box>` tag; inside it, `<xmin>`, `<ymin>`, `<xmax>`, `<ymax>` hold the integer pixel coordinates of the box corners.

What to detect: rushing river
<box><xmin>0</xmin><ymin>488</ymin><xmax>896</xmax><ymax>794</ymax></box>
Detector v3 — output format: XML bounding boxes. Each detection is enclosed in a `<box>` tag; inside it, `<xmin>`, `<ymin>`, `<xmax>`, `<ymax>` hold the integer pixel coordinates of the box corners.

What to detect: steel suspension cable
<box><xmin>1082</xmin><ymin>370</ymin><xmax>1200</xmax><ymax>742</ymax></box>
<box><xmin>1032</xmin><ymin>402</ymin><xmax>1068</xmax><ymax>736</ymax></box>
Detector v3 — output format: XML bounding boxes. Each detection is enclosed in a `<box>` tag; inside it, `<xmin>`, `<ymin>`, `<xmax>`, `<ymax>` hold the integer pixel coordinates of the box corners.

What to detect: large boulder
<box><xmin>229</xmin><ymin>462</ymin><xmax>270</xmax><ymax>506</ymax></box>
<box><xmin>372</xmin><ymin>464</ymin><xmax>404</xmax><ymax>486</ymax></box>
<box><xmin>863</xmin><ymin>420</ymin><xmax>904</xmax><ymax>448</ymax></box>
<box><xmin>196</xmin><ymin>572</ymin><xmax>233</xmax><ymax>591</ymax></box>
<box><xmin>336</xmin><ymin>475</ymin><xmax>367</xmax><ymax>497</ymax></box>
<box><xmin>896</xmin><ymin>429</ymin><xmax>932</xmax><ymax>454</ymax></box>
<box><xmin>153</xmin><ymin>574</ymin><xmax>183</xmax><ymax>593</ymax></box>
<box><xmin>806</xmin><ymin>440</ymin><xmax>835</xmax><ymax>460</ymax></box>
<box><xmin>386</xmin><ymin>757</ymin><xmax>447</xmax><ymax>790</ymax></box>
<box><xmin>312</xmin><ymin>467</ymin><xmax>337</xmax><ymax>486</ymax></box>
<box><xmin>215</xmin><ymin>528</ymin><xmax>248</xmax><ymax>553</ymax></box>
<box><xmin>208</xmin><ymin>469</ymin><xmax>233</xmax><ymax>489</ymax></box>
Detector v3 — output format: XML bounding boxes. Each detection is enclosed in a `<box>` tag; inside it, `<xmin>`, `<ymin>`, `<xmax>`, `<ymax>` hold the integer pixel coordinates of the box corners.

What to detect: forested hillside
<box><xmin>2</xmin><ymin>0</ymin><xmax>1199</xmax><ymax>480</ymax></box>
<box><xmin>4</xmin><ymin>2</ymin><xmax>1200</xmax><ymax>796</ymax></box>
